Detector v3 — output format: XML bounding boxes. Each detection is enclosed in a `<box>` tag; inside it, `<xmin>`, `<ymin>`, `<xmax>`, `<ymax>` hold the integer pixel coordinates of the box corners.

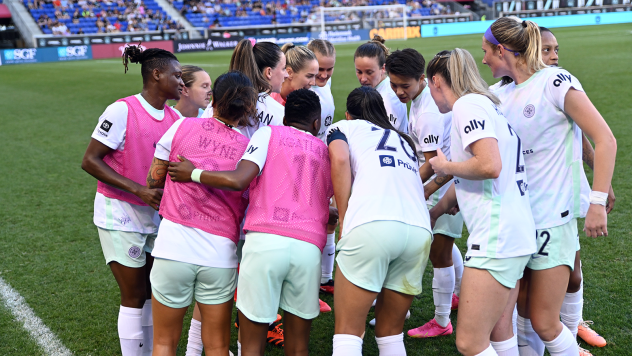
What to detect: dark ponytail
<box><xmin>230</xmin><ymin>39</ymin><xmax>283</xmax><ymax>94</ymax></box>
<box><xmin>122</xmin><ymin>43</ymin><xmax>179</xmax><ymax>80</ymax></box>
<box><xmin>212</xmin><ymin>71</ymin><xmax>258</xmax><ymax>127</ymax></box>
<box><xmin>346</xmin><ymin>86</ymin><xmax>418</xmax><ymax>161</ymax></box>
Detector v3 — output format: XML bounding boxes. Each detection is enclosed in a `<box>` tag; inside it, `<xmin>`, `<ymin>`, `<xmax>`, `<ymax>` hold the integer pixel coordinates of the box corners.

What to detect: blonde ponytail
<box><xmin>281</xmin><ymin>42</ymin><xmax>317</xmax><ymax>73</ymax></box>
<box><xmin>488</xmin><ymin>16</ymin><xmax>547</xmax><ymax>74</ymax></box>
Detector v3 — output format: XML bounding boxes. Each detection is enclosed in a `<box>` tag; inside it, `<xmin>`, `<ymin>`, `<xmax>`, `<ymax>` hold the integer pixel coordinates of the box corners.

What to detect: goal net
<box><xmin>318</xmin><ymin>5</ymin><xmax>409</xmax><ymax>41</ymax></box>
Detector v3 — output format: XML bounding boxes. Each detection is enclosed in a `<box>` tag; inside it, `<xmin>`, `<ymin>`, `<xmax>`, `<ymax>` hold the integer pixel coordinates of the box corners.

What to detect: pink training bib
<box><xmin>97</xmin><ymin>95</ymin><xmax>179</xmax><ymax>206</ymax></box>
<box><xmin>160</xmin><ymin>117</ymin><xmax>250</xmax><ymax>243</ymax></box>
<box><xmin>244</xmin><ymin>126</ymin><xmax>333</xmax><ymax>251</ymax></box>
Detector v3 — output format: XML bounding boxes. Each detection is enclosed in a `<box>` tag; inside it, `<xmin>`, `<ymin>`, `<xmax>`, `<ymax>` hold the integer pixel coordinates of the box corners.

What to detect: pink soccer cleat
<box><xmin>451</xmin><ymin>293</ymin><xmax>459</xmax><ymax>310</ymax></box>
<box><xmin>407</xmin><ymin>319</ymin><xmax>453</xmax><ymax>338</ymax></box>
<box><xmin>319</xmin><ymin>299</ymin><xmax>332</xmax><ymax>313</ymax></box>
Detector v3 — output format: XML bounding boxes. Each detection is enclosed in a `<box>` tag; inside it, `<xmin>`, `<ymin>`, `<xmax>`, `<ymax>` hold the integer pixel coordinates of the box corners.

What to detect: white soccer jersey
<box><xmin>326</xmin><ymin>120</ymin><xmax>431</xmax><ymax>237</ymax></box>
<box><xmin>493</xmin><ymin>67</ymin><xmax>590</xmax><ymax>229</ymax></box>
<box><xmin>239</xmin><ymin>92</ymin><xmax>285</xmax><ymax>139</ymax></box>
<box><xmin>450</xmin><ymin>94</ymin><xmax>536</xmax><ymax>258</ymax></box>
<box><xmin>311</xmin><ymin>78</ymin><xmax>335</xmax><ymax>142</ymax></box>
<box><xmin>375</xmin><ymin>76</ymin><xmax>409</xmax><ymax>133</ymax></box>
<box><xmin>408</xmin><ymin>84</ymin><xmax>453</xmax><ymax>204</ymax></box>
<box><xmin>171</xmin><ymin>106</ymin><xmax>205</xmax><ymax>119</ymax></box>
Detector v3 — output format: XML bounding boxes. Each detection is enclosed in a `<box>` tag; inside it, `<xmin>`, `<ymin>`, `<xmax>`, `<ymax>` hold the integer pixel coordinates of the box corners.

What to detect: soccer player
<box><xmin>146</xmin><ymin>71</ymin><xmax>257</xmax><ymax>356</ymax></box>
<box><xmin>168</xmin><ymin>89</ymin><xmax>334</xmax><ymax>356</ymax></box>
<box><xmin>172</xmin><ymin>65</ymin><xmax>212</xmax><ymax>118</ymax></box>
<box><xmin>426</xmin><ymin>48</ymin><xmax>538</xmax><ymax>356</ymax></box>
<box><xmin>81</xmin><ymin>45</ymin><xmax>183</xmax><ymax>356</ymax></box>
<box><xmin>328</xmin><ymin>86</ymin><xmax>433</xmax><ymax>356</ymax></box>
<box><xmin>307</xmin><ymin>38</ymin><xmax>338</xmax><ymax>297</ymax></box>
<box><xmin>482</xmin><ymin>17</ymin><xmax>617</xmax><ymax>355</ymax></box>
<box><xmin>353</xmin><ymin>35</ymin><xmax>408</xmax><ymax>132</ymax></box>
<box><xmin>271</xmin><ymin>43</ymin><xmax>318</xmax><ymax>106</ymax></box>
<box><xmin>384</xmin><ymin>48</ymin><xmax>465</xmax><ymax>338</ymax></box>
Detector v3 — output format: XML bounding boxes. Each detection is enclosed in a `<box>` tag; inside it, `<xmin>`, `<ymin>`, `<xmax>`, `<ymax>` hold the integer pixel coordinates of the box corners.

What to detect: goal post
<box><xmin>319</xmin><ymin>4</ymin><xmax>408</xmax><ymax>41</ymax></box>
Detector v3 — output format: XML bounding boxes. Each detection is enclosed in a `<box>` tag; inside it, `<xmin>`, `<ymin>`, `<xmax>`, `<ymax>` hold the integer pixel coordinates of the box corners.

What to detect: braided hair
<box><xmin>122</xmin><ymin>43</ymin><xmax>179</xmax><ymax>81</ymax></box>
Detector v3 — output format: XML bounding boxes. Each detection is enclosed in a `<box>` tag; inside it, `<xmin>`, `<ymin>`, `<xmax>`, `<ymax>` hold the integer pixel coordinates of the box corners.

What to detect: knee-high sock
<box><xmin>476</xmin><ymin>345</ymin><xmax>499</xmax><ymax>356</ymax></box>
<box><xmin>491</xmin><ymin>335</ymin><xmax>519</xmax><ymax>356</ymax></box>
<box><xmin>185</xmin><ymin>318</ymin><xmax>203</xmax><ymax>356</ymax></box>
<box><xmin>376</xmin><ymin>333</ymin><xmax>406</xmax><ymax>356</ymax></box>
<box><xmin>118</xmin><ymin>306</ymin><xmax>144</xmax><ymax>356</ymax></box>
<box><xmin>542</xmin><ymin>324</ymin><xmax>578</xmax><ymax>356</ymax></box>
<box><xmin>141</xmin><ymin>300</ymin><xmax>153</xmax><ymax>356</ymax></box>
<box><xmin>517</xmin><ymin>316</ymin><xmax>544</xmax><ymax>356</ymax></box>
<box><xmin>560</xmin><ymin>286</ymin><xmax>583</xmax><ymax>340</ymax></box>
<box><xmin>512</xmin><ymin>305</ymin><xmax>518</xmax><ymax>338</ymax></box>
<box><xmin>433</xmin><ymin>267</ymin><xmax>454</xmax><ymax>328</ymax></box>
<box><xmin>452</xmin><ymin>244</ymin><xmax>464</xmax><ymax>296</ymax></box>
<box><xmin>333</xmin><ymin>334</ymin><xmax>363</xmax><ymax>356</ymax></box>
<box><xmin>321</xmin><ymin>233</ymin><xmax>336</xmax><ymax>284</ymax></box>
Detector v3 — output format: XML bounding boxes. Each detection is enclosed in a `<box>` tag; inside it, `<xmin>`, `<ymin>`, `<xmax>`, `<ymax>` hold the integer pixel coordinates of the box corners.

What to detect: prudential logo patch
<box><xmin>379</xmin><ymin>155</ymin><xmax>396</xmax><ymax>167</ymax></box>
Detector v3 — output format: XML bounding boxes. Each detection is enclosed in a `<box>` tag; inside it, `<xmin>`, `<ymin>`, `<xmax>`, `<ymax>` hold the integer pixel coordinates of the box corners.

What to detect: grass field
<box><xmin>0</xmin><ymin>23</ymin><xmax>631</xmax><ymax>356</ymax></box>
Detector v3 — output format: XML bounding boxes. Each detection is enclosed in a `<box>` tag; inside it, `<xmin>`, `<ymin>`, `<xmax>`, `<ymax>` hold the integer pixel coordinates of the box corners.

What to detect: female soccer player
<box><xmin>353</xmin><ymin>35</ymin><xmax>408</xmax><ymax>132</ymax></box>
<box><xmin>426</xmin><ymin>48</ymin><xmax>537</xmax><ymax>356</ymax></box>
<box><xmin>328</xmin><ymin>86</ymin><xmax>432</xmax><ymax>356</ymax></box>
<box><xmin>168</xmin><ymin>89</ymin><xmax>333</xmax><ymax>356</ymax></box>
<box><xmin>307</xmin><ymin>38</ymin><xmax>338</xmax><ymax>296</ymax></box>
<box><xmin>81</xmin><ymin>45</ymin><xmax>183</xmax><ymax>356</ymax></box>
<box><xmin>205</xmin><ymin>39</ymin><xmax>289</xmax><ymax>138</ymax></box>
<box><xmin>384</xmin><ymin>48</ymin><xmax>465</xmax><ymax>338</ymax></box>
<box><xmin>271</xmin><ymin>43</ymin><xmax>318</xmax><ymax>106</ymax></box>
<box><xmin>146</xmin><ymin>71</ymin><xmax>257</xmax><ymax>356</ymax></box>
<box><xmin>172</xmin><ymin>65</ymin><xmax>212</xmax><ymax>118</ymax></box>
<box><xmin>482</xmin><ymin>17</ymin><xmax>616</xmax><ymax>355</ymax></box>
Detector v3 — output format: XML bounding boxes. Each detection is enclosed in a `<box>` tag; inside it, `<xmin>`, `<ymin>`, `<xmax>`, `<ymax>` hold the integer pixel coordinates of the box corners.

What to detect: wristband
<box><xmin>589</xmin><ymin>191</ymin><xmax>608</xmax><ymax>206</ymax></box>
<box><xmin>191</xmin><ymin>169</ymin><xmax>203</xmax><ymax>183</ymax></box>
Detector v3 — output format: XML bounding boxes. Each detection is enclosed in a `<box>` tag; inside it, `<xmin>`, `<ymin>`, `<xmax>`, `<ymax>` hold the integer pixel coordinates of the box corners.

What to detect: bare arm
<box><xmin>428</xmin><ymin>182</ymin><xmax>458</xmax><ymax>227</ymax></box>
<box><xmin>565</xmin><ymin>89</ymin><xmax>617</xmax><ymax>237</ymax></box>
<box><xmin>419</xmin><ymin>151</ymin><xmax>437</xmax><ymax>183</ymax></box>
<box><xmin>81</xmin><ymin>138</ymin><xmax>163</xmax><ymax>210</ymax></box>
<box><xmin>581</xmin><ymin>133</ymin><xmax>615</xmax><ymax>213</ymax></box>
<box><xmin>147</xmin><ymin>157</ymin><xmax>169</xmax><ymax>189</ymax></box>
<box><xmin>423</xmin><ymin>174</ymin><xmax>454</xmax><ymax>201</ymax></box>
<box><xmin>167</xmin><ymin>155</ymin><xmax>260</xmax><ymax>191</ymax></box>
<box><xmin>328</xmin><ymin>140</ymin><xmax>352</xmax><ymax>239</ymax></box>
<box><xmin>429</xmin><ymin>138</ymin><xmax>502</xmax><ymax>180</ymax></box>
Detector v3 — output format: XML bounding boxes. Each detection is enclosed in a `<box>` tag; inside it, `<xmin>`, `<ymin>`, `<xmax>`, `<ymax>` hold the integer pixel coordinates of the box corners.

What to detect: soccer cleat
<box><xmin>369</xmin><ymin>310</ymin><xmax>410</xmax><ymax>326</ymax></box>
<box><xmin>451</xmin><ymin>293</ymin><xmax>459</xmax><ymax>310</ymax></box>
<box><xmin>267</xmin><ymin>322</ymin><xmax>284</xmax><ymax>347</ymax></box>
<box><xmin>578</xmin><ymin>345</ymin><xmax>593</xmax><ymax>356</ymax></box>
<box><xmin>407</xmin><ymin>319</ymin><xmax>453</xmax><ymax>338</ymax></box>
<box><xmin>319</xmin><ymin>299</ymin><xmax>332</xmax><ymax>313</ymax></box>
<box><xmin>578</xmin><ymin>320</ymin><xmax>607</xmax><ymax>347</ymax></box>
<box><xmin>320</xmin><ymin>279</ymin><xmax>335</xmax><ymax>294</ymax></box>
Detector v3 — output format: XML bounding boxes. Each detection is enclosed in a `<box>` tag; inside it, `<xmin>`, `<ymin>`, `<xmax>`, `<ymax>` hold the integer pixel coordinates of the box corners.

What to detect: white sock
<box><xmin>333</xmin><ymin>334</ymin><xmax>363</xmax><ymax>356</ymax></box>
<box><xmin>491</xmin><ymin>334</ymin><xmax>519</xmax><ymax>356</ymax></box>
<box><xmin>452</xmin><ymin>244</ymin><xmax>464</xmax><ymax>296</ymax></box>
<box><xmin>141</xmin><ymin>300</ymin><xmax>153</xmax><ymax>356</ymax></box>
<box><xmin>476</xmin><ymin>344</ymin><xmax>499</xmax><ymax>356</ymax></box>
<box><xmin>517</xmin><ymin>316</ymin><xmax>544</xmax><ymax>356</ymax></box>
<box><xmin>321</xmin><ymin>233</ymin><xmax>336</xmax><ymax>284</ymax></box>
<box><xmin>433</xmin><ymin>267</ymin><xmax>454</xmax><ymax>328</ymax></box>
<box><xmin>541</xmin><ymin>324</ymin><xmax>578</xmax><ymax>356</ymax></box>
<box><xmin>560</xmin><ymin>286</ymin><xmax>583</xmax><ymax>339</ymax></box>
<box><xmin>512</xmin><ymin>305</ymin><xmax>518</xmax><ymax>338</ymax></box>
<box><xmin>185</xmin><ymin>318</ymin><xmax>203</xmax><ymax>356</ymax></box>
<box><xmin>237</xmin><ymin>340</ymin><xmax>241</xmax><ymax>356</ymax></box>
<box><xmin>376</xmin><ymin>333</ymin><xmax>406</xmax><ymax>356</ymax></box>
<box><xmin>118</xmin><ymin>306</ymin><xmax>144</xmax><ymax>356</ymax></box>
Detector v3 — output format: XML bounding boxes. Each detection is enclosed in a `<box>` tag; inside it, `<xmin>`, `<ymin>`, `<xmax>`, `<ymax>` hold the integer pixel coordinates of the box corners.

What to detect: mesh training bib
<box><xmin>97</xmin><ymin>95</ymin><xmax>179</xmax><ymax>206</ymax></box>
<box><xmin>159</xmin><ymin>117</ymin><xmax>250</xmax><ymax>243</ymax></box>
<box><xmin>244</xmin><ymin>126</ymin><xmax>333</xmax><ymax>251</ymax></box>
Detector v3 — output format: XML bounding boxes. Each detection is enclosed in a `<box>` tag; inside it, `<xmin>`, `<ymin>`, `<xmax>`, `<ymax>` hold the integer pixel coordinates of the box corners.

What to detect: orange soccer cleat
<box><xmin>577</xmin><ymin>320</ymin><xmax>607</xmax><ymax>347</ymax></box>
<box><xmin>319</xmin><ymin>299</ymin><xmax>332</xmax><ymax>313</ymax></box>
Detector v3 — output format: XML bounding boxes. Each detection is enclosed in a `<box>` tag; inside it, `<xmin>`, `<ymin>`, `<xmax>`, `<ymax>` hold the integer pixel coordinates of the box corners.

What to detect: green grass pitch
<box><xmin>0</xmin><ymin>23</ymin><xmax>631</xmax><ymax>356</ymax></box>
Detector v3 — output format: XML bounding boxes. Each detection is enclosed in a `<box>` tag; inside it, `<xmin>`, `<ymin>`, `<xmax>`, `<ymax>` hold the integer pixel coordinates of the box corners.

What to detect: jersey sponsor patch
<box><xmin>128</xmin><ymin>245</ymin><xmax>142</xmax><ymax>259</ymax></box>
<box><xmin>523</xmin><ymin>104</ymin><xmax>535</xmax><ymax>118</ymax></box>
<box><xmin>379</xmin><ymin>155</ymin><xmax>396</xmax><ymax>167</ymax></box>
<box><xmin>423</xmin><ymin>134</ymin><xmax>439</xmax><ymax>144</ymax></box>
<box><xmin>100</xmin><ymin>120</ymin><xmax>113</xmax><ymax>132</ymax></box>
<box><xmin>516</xmin><ymin>180</ymin><xmax>528</xmax><ymax>196</ymax></box>
<box><xmin>463</xmin><ymin>120</ymin><xmax>485</xmax><ymax>134</ymax></box>
<box><xmin>553</xmin><ymin>72</ymin><xmax>572</xmax><ymax>87</ymax></box>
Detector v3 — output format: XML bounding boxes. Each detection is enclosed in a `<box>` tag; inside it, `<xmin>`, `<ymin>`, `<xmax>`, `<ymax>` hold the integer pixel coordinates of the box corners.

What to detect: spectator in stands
<box><xmin>77</xmin><ymin>27</ymin><xmax>85</xmax><ymax>34</ymax></box>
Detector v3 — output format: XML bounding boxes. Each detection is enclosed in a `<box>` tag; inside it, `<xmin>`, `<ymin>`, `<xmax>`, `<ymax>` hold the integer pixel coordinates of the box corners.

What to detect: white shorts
<box><xmin>98</xmin><ymin>227</ymin><xmax>156</xmax><ymax>268</ymax></box>
<box><xmin>428</xmin><ymin>203</ymin><xmax>463</xmax><ymax>238</ymax></box>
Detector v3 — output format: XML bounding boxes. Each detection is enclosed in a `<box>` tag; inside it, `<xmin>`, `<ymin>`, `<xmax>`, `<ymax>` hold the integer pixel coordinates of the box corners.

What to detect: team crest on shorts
<box><xmin>128</xmin><ymin>246</ymin><xmax>142</xmax><ymax>259</ymax></box>
<box><xmin>523</xmin><ymin>104</ymin><xmax>536</xmax><ymax>118</ymax></box>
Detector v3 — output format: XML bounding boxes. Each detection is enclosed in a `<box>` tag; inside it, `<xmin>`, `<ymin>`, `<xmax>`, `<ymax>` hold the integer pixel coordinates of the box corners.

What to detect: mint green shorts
<box><xmin>150</xmin><ymin>258</ymin><xmax>237</xmax><ymax>309</ymax></box>
<box><xmin>465</xmin><ymin>255</ymin><xmax>531</xmax><ymax>289</ymax></box>
<box><xmin>336</xmin><ymin>220</ymin><xmax>432</xmax><ymax>295</ymax></box>
<box><xmin>97</xmin><ymin>227</ymin><xmax>156</xmax><ymax>268</ymax></box>
<box><xmin>427</xmin><ymin>203</ymin><xmax>464</xmax><ymax>238</ymax></box>
<box><xmin>236</xmin><ymin>232</ymin><xmax>321</xmax><ymax>323</ymax></box>
<box><xmin>527</xmin><ymin>219</ymin><xmax>578</xmax><ymax>271</ymax></box>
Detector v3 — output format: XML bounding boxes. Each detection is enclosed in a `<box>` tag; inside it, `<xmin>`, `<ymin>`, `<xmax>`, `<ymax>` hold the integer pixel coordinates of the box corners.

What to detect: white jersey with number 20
<box><xmin>450</xmin><ymin>94</ymin><xmax>536</xmax><ymax>258</ymax></box>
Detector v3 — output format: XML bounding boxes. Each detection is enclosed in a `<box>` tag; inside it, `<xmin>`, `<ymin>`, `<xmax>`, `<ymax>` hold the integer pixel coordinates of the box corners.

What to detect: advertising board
<box><xmin>1</xmin><ymin>45</ymin><xmax>92</xmax><ymax>65</ymax></box>
<box><xmin>92</xmin><ymin>40</ymin><xmax>173</xmax><ymax>59</ymax></box>
<box><xmin>173</xmin><ymin>36</ymin><xmax>243</xmax><ymax>53</ymax></box>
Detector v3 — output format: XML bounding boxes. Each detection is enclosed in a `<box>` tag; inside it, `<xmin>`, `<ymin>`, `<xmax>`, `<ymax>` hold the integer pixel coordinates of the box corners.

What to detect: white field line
<box><xmin>0</xmin><ymin>276</ymin><xmax>73</xmax><ymax>356</ymax></box>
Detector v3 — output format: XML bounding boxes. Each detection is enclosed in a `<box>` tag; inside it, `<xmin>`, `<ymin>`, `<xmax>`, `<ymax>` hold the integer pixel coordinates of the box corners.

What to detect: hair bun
<box><xmin>371</xmin><ymin>34</ymin><xmax>386</xmax><ymax>44</ymax></box>
<box><xmin>522</xmin><ymin>20</ymin><xmax>528</xmax><ymax>28</ymax></box>
<box><xmin>281</xmin><ymin>42</ymin><xmax>296</xmax><ymax>52</ymax></box>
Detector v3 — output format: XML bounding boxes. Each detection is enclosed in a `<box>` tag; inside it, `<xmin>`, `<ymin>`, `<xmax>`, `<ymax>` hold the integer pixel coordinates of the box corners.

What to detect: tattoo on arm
<box><xmin>433</xmin><ymin>175</ymin><xmax>450</xmax><ymax>186</ymax></box>
<box><xmin>147</xmin><ymin>157</ymin><xmax>169</xmax><ymax>189</ymax></box>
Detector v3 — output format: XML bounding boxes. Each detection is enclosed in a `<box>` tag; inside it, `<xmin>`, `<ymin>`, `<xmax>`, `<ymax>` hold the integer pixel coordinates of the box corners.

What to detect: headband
<box><xmin>485</xmin><ymin>25</ymin><xmax>520</xmax><ymax>56</ymax></box>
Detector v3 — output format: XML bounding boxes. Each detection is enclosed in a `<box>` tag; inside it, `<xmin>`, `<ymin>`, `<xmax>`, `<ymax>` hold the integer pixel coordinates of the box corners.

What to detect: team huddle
<box><xmin>81</xmin><ymin>15</ymin><xmax>616</xmax><ymax>356</ymax></box>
